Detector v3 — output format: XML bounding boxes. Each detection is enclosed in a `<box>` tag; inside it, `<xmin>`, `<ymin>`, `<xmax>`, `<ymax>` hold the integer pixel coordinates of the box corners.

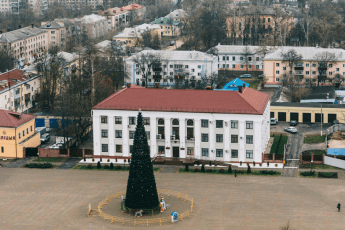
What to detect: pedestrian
<box><xmin>337</xmin><ymin>203</ymin><xmax>341</xmax><ymax>212</ymax></box>
<box><xmin>234</xmin><ymin>170</ymin><xmax>237</xmax><ymax>177</ymax></box>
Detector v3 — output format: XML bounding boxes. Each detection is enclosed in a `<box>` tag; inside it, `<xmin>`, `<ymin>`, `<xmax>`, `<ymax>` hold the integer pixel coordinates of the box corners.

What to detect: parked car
<box><xmin>284</xmin><ymin>127</ymin><xmax>297</xmax><ymax>133</ymax></box>
<box><xmin>48</xmin><ymin>144</ymin><xmax>59</xmax><ymax>149</ymax></box>
<box><xmin>240</xmin><ymin>74</ymin><xmax>251</xmax><ymax>78</ymax></box>
<box><xmin>169</xmin><ymin>41</ymin><xmax>175</xmax><ymax>46</ymax></box>
<box><xmin>40</xmin><ymin>134</ymin><xmax>50</xmax><ymax>143</ymax></box>
<box><xmin>270</xmin><ymin>118</ymin><xmax>277</xmax><ymax>125</ymax></box>
<box><xmin>333</xmin><ymin>120</ymin><xmax>339</xmax><ymax>124</ymax></box>
<box><xmin>290</xmin><ymin>120</ymin><xmax>298</xmax><ymax>126</ymax></box>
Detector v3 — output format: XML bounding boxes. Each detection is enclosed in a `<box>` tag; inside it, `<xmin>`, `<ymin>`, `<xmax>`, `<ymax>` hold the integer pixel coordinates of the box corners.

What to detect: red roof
<box><xmin>93</xmin><ymin>88</ymin><xmax>270</xmax><ymax>115</ymax></box>
<box><xmin>0</xmin><ymin>110</ymin><xmax>36</xmax><ymax>128</ymax></box>
<box><xmin>0</xmin><ymin>69</ymin><xmax>28</xmax><ymax>90</ymax></box>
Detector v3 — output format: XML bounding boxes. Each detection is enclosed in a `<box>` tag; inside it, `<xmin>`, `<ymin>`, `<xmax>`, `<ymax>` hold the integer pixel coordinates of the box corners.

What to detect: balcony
<box><xmin>153</xmin><ymin>67</ymin><xmax>162</xmax><ymax>72</ymax></box>
<box><xmin>171</xmin><ymin>135</ymin><xmax>180</xmax><ymax>140</ymax></box>
<box><xmin>156</xmin><ymin>134</ymin><xmax>165</xmax><ymax>140</ymax></box>
<box><xmin>153</xmin><ymin>75</ymin><xmax>162</xmax><ymax>79</ymax></box>
<box><xmin>186</xmin><ymin>136</ymin><xmax>195</xmax><ymax>142</ymax></box>
<box><xmin>295</xmin><ymin>71</ymin><xmax>303</xmax><ymax>76</ymax></box>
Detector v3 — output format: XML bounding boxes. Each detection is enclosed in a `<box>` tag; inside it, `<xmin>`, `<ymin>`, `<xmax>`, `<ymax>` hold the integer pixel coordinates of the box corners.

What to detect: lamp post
<box><xmin>310</xmin><ymin>159</ymin><xmax>313</xmax><ymax>172</ymax></box>
<box><xmin>37</xmin><ymin>152</ymin><xmax>39</xmax><ymax>163</ymax></box>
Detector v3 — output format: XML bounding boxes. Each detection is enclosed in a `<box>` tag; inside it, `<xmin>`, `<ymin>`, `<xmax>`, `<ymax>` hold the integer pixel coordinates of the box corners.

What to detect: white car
<box><xmin>48</xmin><ymin>144</ymin><xmax>60</xmax><ymax>149</ymax></box>
<box><xmin>284</xmin><ymin>127</ymin><xmax>297</xmax><ymax>133</ymax></box>
<box><xmin>270</xmin><ymin>118</ymin><xmax>277</xmax><ymax>125</ymax></box>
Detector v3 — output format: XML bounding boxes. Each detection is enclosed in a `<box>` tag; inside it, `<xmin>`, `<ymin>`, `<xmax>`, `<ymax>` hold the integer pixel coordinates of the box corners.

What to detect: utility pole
<box><xmin>321</xmin><ymin>104</ymin><xmax>323</xmax><ymax>136</ymax></box>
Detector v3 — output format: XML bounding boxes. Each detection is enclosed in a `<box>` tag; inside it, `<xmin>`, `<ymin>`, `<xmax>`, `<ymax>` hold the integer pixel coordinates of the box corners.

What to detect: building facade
<box><xmin>74</xmin><ymin>14</ymin><xmax>109</xmax><ymax>40</ymax></box>
<box><xmin>40</xmin><ymin>19</ymin><xmax>75</xmax><ymax>50</ymax></box>
<box><xmin>0</xmin><ymin>69</ymin><xmax>40</xmax><ymax>113</ymax></box>
<box><xmin>92</xmin><ymin>87</ymin><xmax>270</xmax><ymax>163</ymax></box>
<box><xmin>0</xmin><ymin>110</ymin><xmax>40</xmax><ymax>158</ymax></box>
<box><xmin>0</xmin><ymin>25</ymin><xmax>48</xmax><ymax>66</ymax></box>
<box><xmin>125</xmin><ymin>50</ymin><xmax>218</xmax><ymax>86</ymax></box>
<box><xmin>151</xmin><ymin>17</ymin><xmax>182</xmax><ymax>37</ymax></box>
<box><xmin>263</xmin><ymin>47</ymin><xmax>345</xmax><ymax>87</ymax></box>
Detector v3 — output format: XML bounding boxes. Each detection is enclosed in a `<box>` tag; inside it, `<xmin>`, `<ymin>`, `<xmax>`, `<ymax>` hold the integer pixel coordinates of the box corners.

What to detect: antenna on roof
<box><xmin>139</xmin><ymin>107</ymin><xmax>141</xmax><ymax>112</ymax></box>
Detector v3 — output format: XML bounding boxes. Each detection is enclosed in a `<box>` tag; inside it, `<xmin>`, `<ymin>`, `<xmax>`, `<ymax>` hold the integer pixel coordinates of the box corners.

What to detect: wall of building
<box><xmin>18</xmin><ymin>132</ymin><xmax>40</xmax><ymax>158</ymax></box>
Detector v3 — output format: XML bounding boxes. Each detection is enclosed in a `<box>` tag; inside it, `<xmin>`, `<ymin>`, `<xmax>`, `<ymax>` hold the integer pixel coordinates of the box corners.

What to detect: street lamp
<box><xmin>310</xmin><ymin>159</ymin><xmax>313</xmax><ymax>172</ymax></box>
<box><xmin>37</xmin><ymin>152</ymin><xmax>39</xmax><ymax>163</ymax></box>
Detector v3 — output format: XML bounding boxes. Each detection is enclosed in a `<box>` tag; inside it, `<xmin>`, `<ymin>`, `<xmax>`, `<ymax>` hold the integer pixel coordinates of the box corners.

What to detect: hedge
<box><xmin>25</xmin><ymin>163</ymin><xmax>53</xmax><ymax>168</ymax></box>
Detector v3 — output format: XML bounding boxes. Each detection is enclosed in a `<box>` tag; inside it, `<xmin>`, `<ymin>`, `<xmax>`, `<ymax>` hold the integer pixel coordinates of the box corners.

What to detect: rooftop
<box><xmin>93</xmin><ymin>87</ymin><xmax>270</xmax><ymax>115</ymax></box>
<box><xmin>151</xmin><ymin>17</ymin><xmax>181</xmax><ymax>26</ymax></box>
<box><xmin>114</xmin><ymin>24</ymin><xmax>160</xmax><ymax>39</ymax></box>
<box><xmin>213</xmin><ymin>44</ymin><xmax>276</xmax><ymax>55</ymax></box>
<box><xmin>271</xmin><ymin>102</ymin><xmax>345</xmax><ymax>108</ymax></box>
<box><xmin>57</xmin><ymin>52</ymin><xmax>78</xmax><ymax>63</ymax></box>
<box><xmin>126</xmin><ymin>50</ymin><xmax>216</xmax><ymax>62</ymax></box>
<box><xmin>215</xmin><ymin>78</ymin><xmax>250</xmax><ymax>91</ymax></box>
<box><xmin>0</xmin><ymin>109</ymin><xmax>35</xmax><ymax>128</ymax></box>
<box><xmin>0</xmin><ymin>69</ymin><xmax>28</xmax><ymax>91</ymax></box>
<box><xmin>75</xmin><ymin>14</ymin><xmax>106</xmax><ymax>24</ymax></box>
<box><xmin>165</xmin><ymin>9</ymin><xmax>188</xmax><ymax>19</ymax></box>
<box><xmin>101</xmin><ymin>4</ymin><xmax>143</xmax><ymax>16</ymax></box>
<box><xmin>301</xmin><ymin>86</ymin><xmax>335</xmax><ymax>101</ymax></box>
<box><xmin>0</xmin><ymin>26</ymin><xmax>47</xmax><ymax>43</ymax></box>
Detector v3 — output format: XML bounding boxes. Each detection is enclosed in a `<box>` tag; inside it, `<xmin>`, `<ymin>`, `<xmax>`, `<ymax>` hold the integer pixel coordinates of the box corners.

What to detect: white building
<box><xmin>74</xmin><ymin>14</ymin><xmax>109</xmax><ymax>40</ymax></box>
<box><xmin>213</xmin><ymin>45</ymin><xmax>276</xmax><ymax>73</ymax></box>
<box><xmin>0</xmin><ymin>69</ymin><xmax>40</xmax><ymax>113</ymax></box>
<box><xmin>92</xmin><ymin>87</ymin><xmax>270</xmax><ymax>163</ymax></box>
<box><xmin>125</xmin><ymin>50</ymin><xmax>218</xmax><ymax>86</ymax></box>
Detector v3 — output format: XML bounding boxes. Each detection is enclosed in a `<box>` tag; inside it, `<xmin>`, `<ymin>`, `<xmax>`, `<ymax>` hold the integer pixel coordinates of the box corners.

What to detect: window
<box><xmin>202</xmin><ymin>148</ymin><xmax>209</xmax><ymax>156</ymax></box>
<box><xmin>240</xmin><ymin>57</ymin><xmax>243</xmax><ymax>61</ymax></box>
<box><xmin>191</xmin><ymin>69</ymin><xmax>195</xmax><ymax>72</ymax></box>
<box><xmin>231</xmin><ymin>135</ymin><xmax>238</xmax><ymax>143</ymax></box>
<box><xmin>240</xmin><ymin>65</ymin><xmax>243</xmax><ymax>69</ymax></box>
<box><xmin>158</xmin><ymin>118</ymin><xmax>164</xmax><ymax>125</ymax></box>
<box><xmin>23</xmin><ymin>131</ymin><xmax>25</xmax><ymax>137</ymax></box>
<box><xmin>201</xmin><ymin>133</ymin><xmax>208</xmax><ymax>142</ymax></box>
<box><xmin>313</xmin><ymin>71</ymin><xmax>316</xmax><ymax>75</ymax></box>
<box><xmin>231</xmin><ymin>120</ymin><xmax>238</xmax><ymax>129</ymax></box>
<box><xmin>101</xmin><ymin>130</ymin><xmax>108</xmax><ymax>138</ymax></box>
<box><xmin>329</xmin><ymin>64</ymin><xmax>333</xmax><ymax>68</ymax></box>
<box><xmin>158</xmin><ymin>146</ymin><xmax>165</xmax><ymax>154</ymax></box>
<box><xmin>201</xmin><ymin>119</ymin><xmax>208</xmax><ymax>128</ymax></box>
<box><xmin>246</xmin><ymin>150</ymin><xmax>253</xmax><ymax>159</ymax></box>
<box><xmin>198</xmin><ymin>65</ymin><xmax>201</xmax><ymax>69</ymax></box>
<box><xmin>268</xmin><ymin>18</ymin><xmax>271</xmax><ymax>22</ymax></box>
<box><xmin>306</xmin><ymin>63</ymin><xmax>309</xmax><ymax>67</ymax></box>
<box><xmin>115</xmin><ymin>130</ymin><xmax>122</xmax><ymax>138</ymax></box>
<box><xmin>198</xmin><ymin>73</ymin><xmax>201</xmax><ymax>76</ymax></box>
<box><xmin>276</xmin><ymin>70</ymin><xmax>279</xmax><ymax>74</ymax></box>
<box><xmin>19</xmin><ymin>133</ymin><xmax>21</xmax><ymax>139</ymax></box>
<box><xmin>116</xmin><ymin>145</ymin><xmax>122</xmax><ymax>153</ymax></box>
<box><xmin>249</xmin><ymin>65</ymin><xmax>252</xmax><ymax>69</ymax></box>
<box><xmin>336</xmin><ymin>68</ymin><xmax>340</xmax><ymax>72</ymax></box>
<box><xmin>129</xmin><ymin>131</ymin><xmax>135</xmax><ymax>139</ymax></box>
<box><xmin>256</xmin><ymin>57</ymin><xmax>259</xmax><ymax>61</ymax></box>
<box><xmin>115</xmin><ymin>116</ymin><xmax>122</xmax><ymax>124</ymax></box>
<box><xmin>187</xmin><ymin>119</ymin><xmax>193</xmax><ymax>126</ymax></box>
<box><xmin>227</xmin><ymin>56</ymin><xmax>229</xmax><ymax>60</ymax></box>
<box><xmin>170</xmin><ymin>65</ymin><xmax>173</xmax><ymax>68</ymax></box>
<box><xmin>232</xmin><ymin>56</ymin><xmax>235</xmax><ymax>61</ymax></box>
<box><xmin>1</xmin><ymin>147</ymin><xmax>3</xmax><ymax>153</ymax></box>
<box><xmin>129</xmin><ymin>117</ymin><xmax>135</xmax><ymax>125</ymax></box>
<box><xmin>146</xmin><ymin>131</ymin><xmax>150</xmax><ymax>140</ymax></box>
<box><xmin>248</xmin><ymin>57</ymin><xmax>252</xmax><ymax>61</ymax></box>
<box><xmin>185</xmin><ymin>65</ymin><xmax>189</xmax><ymax>68</ymax></box>
<box><xmin>101</xmin><ymin>116</ymin><xmax>107</xmax><ymax>124</ymax></box>
<box><xmin>216</xmin><ymin>134</ymin><xmax>223</xmax><ymax>143</ymax></box>
<box><xmin>130</xmin><ymin>145</ymin><xmax>134</xmax><ymax>153</ymax></box>
<box><xmin>102</xmin><ymin>144</ymin><xmax>108</xmax><ymax>152</ymax></box>
<box><xmin>246</xmin><ymin>121</ymin><xmax>253</xmax><ymax>129</ymax></box>
<box><xmin>329</xmin><ymin>72</ymin><xmax>333</xmax><ymax>76</ymax></box>
<box><xmin>329</xmin><ymin>79</ymin><xmax>333</xmax><ymax>83</ymax></box>
<box><xmin>223</xmin><ymin>64</ymin><xmax>225</xmax><ymax>68</ymax></box>
<box><xmin>223</xmin><ymin>56</ymin><xmax>225</xmax><ymax>61</ymax></box>
<box><xmin>276</xmin><ymin>78</ymin><xmax>280</xmax><ymax>82</ymax></box>
<box><xmin>283</xmin><ymin>67</ymin><xmax>286</xmax><ymax>70</ymax></box>
<box><xmin>216</xmin><ymin>149</ymin><xmax>223</xmax><ymax>157</ymax></box>
<box><xmin>313</xmin><ymin>63</ymin><xmax>316</xmax><ymax>67</ymax></box>
<box><xmin>306</xmin><ymin>71</ymin><xmax>309</xmax><ymax>75</ymax></box>
<box><xmin>143</xmin><ymin>117</ymin><xmax>150</xmax><ymax>125</ymax></box>
<box><xmin>26</xmin><ymin>128</ymin><xmax>28</xmax><ymax>134</ymax></box>
<box><xmin>232</xmin><ymin>64</ymin><xmax>236</xmax><ymax>68</ymax></box>
<box><xmin>231</xmin><ymin>150</ymin><xmax>238</xmax><ymax>158</ymax></box>
<box><xmin>216</xmin><ymin>120</ymin><xmax>223</xmax><ymax>128</ymax></box>
<box><xmin>246</xmin><ymin>135</ymin><xmax>253</xmax><ymax>144</ymax></box>
<box><xmin>172</xmin><ymin>119</ymin><xmax>179</xmax><ymax>125</ymax></box>
<box><xmin>31</xmin><ymin>126</ymin><xmax>32</xmax><ymax>131</ymax></box>
<box><xmin>276</xmin><ymin>63</ymin><xmax>280</xmax><ymax>67</ymax></box>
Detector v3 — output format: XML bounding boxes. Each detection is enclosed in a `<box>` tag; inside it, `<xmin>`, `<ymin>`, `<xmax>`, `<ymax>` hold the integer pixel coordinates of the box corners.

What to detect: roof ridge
<box><xmin>1</xmin><ymin>110</ymin><xmax>16</xmax><ymax>127</ymax></box>
<box><xmin>93</xmin><ymin>88</ymin><xmax>128</xmax><ymax>108</ymax></box>
<box><xmin>236</xmin><ymin>88</ymin><xmax>259</xmax><ymax>113</ymax></box>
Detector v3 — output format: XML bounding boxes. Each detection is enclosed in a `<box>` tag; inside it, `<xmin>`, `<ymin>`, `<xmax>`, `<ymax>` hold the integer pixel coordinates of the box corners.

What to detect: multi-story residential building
<box><xmin>40</xmin><ymin>19</ymin><xmax>75</xmax><ymax>50</ymax></box>
<box><xmin>113</xmin><ymin>23</ymin><xmax>161</xmax><ymax>47</ymax></box>
<box><xmin>151</xmin><ymin>17</ymin><xmax>182</xmax><ymax>37</ymax></box>
<box><xmin>47</xmin><ymin>0</ymin><xmax>101</xmax><ymax>9</ymax></box>
<box><xmin>0</xmin><ymin>69</ymin><xmax>40</xmax><ymax>113</ymax></box>
<box><xmin>263</xmin><ymin>47</ymin><xmax>345</xmax><ymax>87</ymax></box>
<box><xmin>92</xmin><ymin>87</ymin><xmax>270</xmax><ymax>162</ymax></box>
<box><xmin>0</xmin><ymin>0</ymin><xmax>47</xmax><ymax>13</ymax></box>
<box><xmin>165</xmin><ymin>9</ymin><xmax>188</xmax><ymax>24</ymax></box>
<box><xmin>213</xmin><ymin>44</ymin><xmax>276</xmax><ymax>73</ymax></box>
<box><xmin>74</xmin><ymin>14</ymin><xmax>109</xmax><ymax>40</ymax></box>
<box><xmin>0</xmin><ymin>25</ymin><xmax>48</xmax><ymax>66</ymax></box>
<box><xmin>125</xmin><ymin>50</ymin><xmax>218</xmax><ymax>86</ymax></box>
<box><xmin>100</xmin><ymin>4</ymin><xmax>146</xmax><ymax>31</ymax></box>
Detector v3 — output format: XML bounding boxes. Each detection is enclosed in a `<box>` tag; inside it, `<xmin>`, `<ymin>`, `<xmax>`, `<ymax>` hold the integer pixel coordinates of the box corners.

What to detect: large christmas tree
<box><xmin>125</xmin><ymin>111</ymin><xmax>159</xmax><ymax>210</ymax></box>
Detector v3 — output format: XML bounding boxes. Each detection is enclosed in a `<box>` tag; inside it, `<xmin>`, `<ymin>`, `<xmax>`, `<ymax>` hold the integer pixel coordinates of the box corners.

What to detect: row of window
<box><xmin>218</xmin><ymin>64</ymin><xmax>262</xmax><ymax>69</ymax></box>
<box><xmin>275</xmin><ymin>77</ymin><xmax>345</xmax><ymax>83</ymax></box>
<box><xmin>275</xmin><ymin>70</ymin><xmax>342</xmax><ymax>76</ymax></box>
<box><xmin>135</xmin><ymin>64</ymin><xmax>202</xmax><ymax>69</ymax></box>
<box><xmin>101</xmin><ymin>116</ymin><xmax>254</xmax><ymax>129</ymax></box>
<box><xmin>219</xmin><ymin>56</ymin><xmax>260</xmax><ymax>62</ymax></box>
<box><xmin>18</xmin><ymin>126</ymin><xmax>33</xmax><ymax>139</ymax></box>
<box><xmin>101</xmin><ymin>143</ymin><xmax>253</xmax><ymax>159</ymax></box>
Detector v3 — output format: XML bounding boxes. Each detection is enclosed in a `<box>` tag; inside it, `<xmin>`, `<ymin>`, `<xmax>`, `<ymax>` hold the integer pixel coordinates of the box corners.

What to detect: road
<box><xmin>162</xmin><ymin>38</ymin><xmax>184</xmax><ymax>51</ymax></box>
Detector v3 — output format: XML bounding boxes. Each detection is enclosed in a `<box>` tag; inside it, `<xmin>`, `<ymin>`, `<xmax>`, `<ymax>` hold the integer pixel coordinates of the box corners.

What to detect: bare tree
<box><xmin>314</xmin><ymin>51</ymin><xmax>336</xmax><ymax>86</ymax></box>
<box><xmin>131</xmin><ymin>52</ymin><xmax>161</xmax><ymax>88</ymax></box>
<box><xmin>241</xmin><ymin>46</ymin><xmax>251</xmax><ymax>73</ymax></box>
<box><xmin>0</xmin><ymin>48</ymin><xmax>16</xmax><ymax>72</ymax></box>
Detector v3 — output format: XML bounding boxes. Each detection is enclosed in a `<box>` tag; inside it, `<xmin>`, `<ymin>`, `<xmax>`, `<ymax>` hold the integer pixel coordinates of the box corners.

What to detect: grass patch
<box><xmin>245</xmin><ymin>79</ymin><xmax>260</xmax><ymax>90</ymax></box>
<box><xmin>299</xmin><ymin>171</ymin><xmax>338</xmax><ymax>178</ymax></box>
<box><xmin>270</xmin><ymin>134</ymin><xmax>288</xmax><ymax>154</ymax></box>
<box><xmin>299</xmin><ymin>171</ymin><xmax>317</xmax><ymax>178</ymax></box>
<box><xmin>73</xmin><ymin>165</ymin><xmax>161</xmax><ymax>172</ymax></box>
<box><xmin>304</xmin><ymin>134</ymin><xmax>326</xmax><ymax>144</ymax></box>
<box><xmin>32</xmin><ymin>157</ymin><xmax>67</xmax><ymax>162</ymax></box>
<box><xmin>299</xmin><ymin>164</ymin><xmax>342</xmax><ymax>170</ymax></box>
<box><xmin>25</xmin><ymin>163</ymin><xmax>54</xmax><ymax>168</ymax></box>
<box><xmin>178</xmin><ymin>168</ymin><xmax>281</xmax><ymax>176</ymax></box>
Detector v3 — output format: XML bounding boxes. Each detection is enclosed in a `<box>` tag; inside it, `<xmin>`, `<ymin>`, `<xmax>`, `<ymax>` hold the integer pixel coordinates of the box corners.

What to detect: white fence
<box><xmin>324</xmin><ymin>156</ymin><xmax>345</xmax><ymax>169</ymax></box>
<box><xmin>326</xmin><ymin>124</ymin><xmax>345</xmax><ymax>136</ymax></box>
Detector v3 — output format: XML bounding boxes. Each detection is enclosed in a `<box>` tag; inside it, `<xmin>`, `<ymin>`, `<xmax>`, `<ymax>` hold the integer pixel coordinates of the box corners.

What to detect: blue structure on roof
<box><xmin>214</xmin><ymin>78</ymin><xmax>250</xmax><ymax>91</ymax></box>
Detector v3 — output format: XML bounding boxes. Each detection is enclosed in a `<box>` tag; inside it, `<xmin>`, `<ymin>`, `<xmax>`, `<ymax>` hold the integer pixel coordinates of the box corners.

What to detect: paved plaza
<box><xmin>0</xmin><ymin>168</ymin><xmax>345</xmax><ymax>230</ymax></box>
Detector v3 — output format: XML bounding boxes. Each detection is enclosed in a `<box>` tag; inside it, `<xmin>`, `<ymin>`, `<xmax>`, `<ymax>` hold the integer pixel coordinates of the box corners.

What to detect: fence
<box><xmin>300</xmin><ymin>154</ymin><xmax>324</xmax><ymax>165</ymax></box>
<box><xmin>326</xmin><ymin>124</ymin><xmax>345</xmax><ymax>136</ymax></box>
<box><xmin>36</xmin><ymin>148</ymin><xmax>93</xmax><ymax>158</ymax></box>
<box><xmin>324</xmin><ymin>156</ymin><xmax>345</xmax><ymax>169</ymax></box>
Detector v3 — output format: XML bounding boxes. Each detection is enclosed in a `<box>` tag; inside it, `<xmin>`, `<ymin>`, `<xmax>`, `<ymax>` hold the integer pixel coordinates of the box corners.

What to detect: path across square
<box><xmin>0</xmin><ymin>168</ymin><xmax>345</xmax><ymax>230</ymax></box>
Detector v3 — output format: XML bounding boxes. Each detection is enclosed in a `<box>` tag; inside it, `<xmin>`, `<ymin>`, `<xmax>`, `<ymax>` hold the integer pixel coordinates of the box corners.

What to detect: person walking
<box><xmin>337</xmin><ymin>203</ymin><xmax>341</xmax><ymax>212</ymax></box>
<box><xmin>234</xmin><ymin>170</ymin><xmax>237</xmax><ymax>177</ymax></box>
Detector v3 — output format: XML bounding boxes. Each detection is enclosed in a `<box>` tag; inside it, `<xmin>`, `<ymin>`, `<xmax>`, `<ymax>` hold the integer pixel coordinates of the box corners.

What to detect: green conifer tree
<box><xmin>125</xmin><ymin>112</ymin><xmax>159</xmax><ymax>210</ymax></box>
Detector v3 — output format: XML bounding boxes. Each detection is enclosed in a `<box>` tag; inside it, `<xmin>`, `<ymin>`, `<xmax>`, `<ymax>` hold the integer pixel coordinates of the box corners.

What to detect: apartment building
<box><xmin>74</xmin><ymin>14</ymin><xmax>109</xmax><ymax>40</ymax></box>
<box><xmin>113</xmin><ymin>23</ymin><xmax>161</xmax><ymax>47</ymax></box>
<box><xmin>40</xmin><ymin>19</ymin><xmax>75</xmax><ymax>50</ymax></box>
<box><xmin>0</xmin><ymin>69</ymin><xmax>40</xmax><ymax>113</ymax></box>
<box><xmin>151</xmin><ymin>17</ymin><xmax>182</xmax><ymax>37</ymax></box>
<box><xmin>125</xmin><ymin>50</ymin><xmax>218</xmax><ymax>86</ymax></box>
<box><xmin>0</xmin><ymin>25</ymin><xmax>48</xmax><ymax>66</ymax></box>
<box><xmin>92</xmin><ymin>87</ymin><xmax>270</xmax><ymax>162</ymax></box>
<box><xmin>213</xmin><ymin>44</ymin><xmax>276</xmax><ymax>72</ymax></box>
<box><xmin>165</xmin><ymin>9</ymin><xmax>188</xmax><ymax>24</ymax></box>
<box><xmin>0</xmin><ymin>0</ymin><xmax>47</xmax><ymax>14</ymax></box>
<box><xmin>263</xmin><ymin>47</ymin><xmax>345</xmax><ymax>87</ymax></box>
<box><xmin>100</xmin><ymin>4</ymin><xmax>146</xmax><ymax>31</ymax></box>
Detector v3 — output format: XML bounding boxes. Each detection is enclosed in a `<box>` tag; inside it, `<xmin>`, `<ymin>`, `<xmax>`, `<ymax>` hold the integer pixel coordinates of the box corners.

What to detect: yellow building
<box><xmin>270</xmin><ymin>102</ymin><xmax>345</xmax><ymax>124</ymax></box>
<box><xmin>0</xmin><ymin>110</ymin><xmax>40</xmax><ymax>158</ymax></box>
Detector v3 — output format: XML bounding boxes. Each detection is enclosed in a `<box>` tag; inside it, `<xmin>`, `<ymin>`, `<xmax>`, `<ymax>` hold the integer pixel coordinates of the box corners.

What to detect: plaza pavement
<box><xmin>0</xmin><ymin>168</ymin><xmax>345</xmax><ymax>230</ymax></box>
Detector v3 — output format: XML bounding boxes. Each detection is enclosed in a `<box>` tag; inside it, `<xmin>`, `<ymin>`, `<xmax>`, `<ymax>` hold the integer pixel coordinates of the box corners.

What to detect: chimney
<box><xmin>126</xmin><ymin>83</ymin><xmax>131</xmax><ymax>88</ymax></box>
<box><xmin>18</xmin><ymin>25</ymin><xmax>21</xmax><ymax>29</ymax></box>
<box><xmin>243</xmin><ymin>83</ymin><xmax>246</xmax><ymax>88</ymax></box>
<box><xmin>31</xmin><ymin>23</ymin><xmax>34</xmax><ymax>28</ymax></box>
<box><xmin>238</xmin><ymin>86</ymin><xmax>243</xmax><ymax>93</ymax></box>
